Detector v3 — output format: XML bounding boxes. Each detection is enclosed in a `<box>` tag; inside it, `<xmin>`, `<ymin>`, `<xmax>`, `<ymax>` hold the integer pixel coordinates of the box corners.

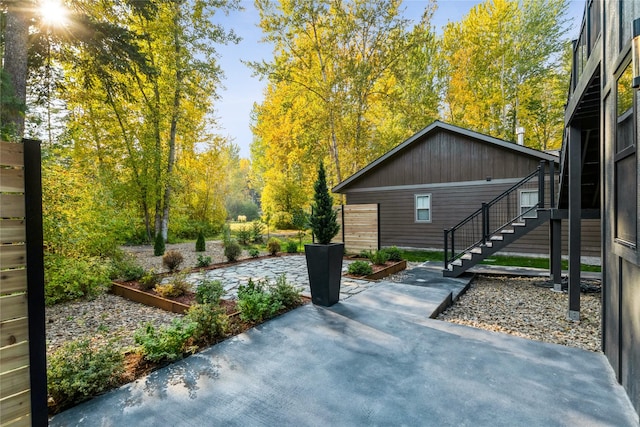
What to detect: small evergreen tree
<box><xmin>195</xmin><ymin>231</ymin><xmax>206</xmax><ymax>252</ymax></box>
<box><xmin>308</xmin><ymin>162</ymin><xmax>340</xmax><ymax>244</ymax></box>
<box><xmin>154</xmin><ymin>232</ymin><xmax>165</xmax><ymax>256</ymax></box>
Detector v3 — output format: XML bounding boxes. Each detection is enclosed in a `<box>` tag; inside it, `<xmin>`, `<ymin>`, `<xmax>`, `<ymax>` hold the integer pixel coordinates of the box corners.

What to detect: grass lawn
<box><xmin>399</xmin><ymin>249</ymin><xmax>601</xmax><ymax>272</ymax></box>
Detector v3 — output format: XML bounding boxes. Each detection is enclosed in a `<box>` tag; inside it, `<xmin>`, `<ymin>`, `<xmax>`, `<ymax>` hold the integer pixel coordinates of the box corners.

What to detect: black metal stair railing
<box><xmin>444</xmin><ymin>161</ymin><xmax>554</xmax><ymax>270</ymax></box>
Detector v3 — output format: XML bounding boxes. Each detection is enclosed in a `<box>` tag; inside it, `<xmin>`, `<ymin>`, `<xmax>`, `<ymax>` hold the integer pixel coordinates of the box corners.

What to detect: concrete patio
<box><xmin>49</xmin><ymin>261</ymin><xmax>639</xmax><ymax>426</ymax></box>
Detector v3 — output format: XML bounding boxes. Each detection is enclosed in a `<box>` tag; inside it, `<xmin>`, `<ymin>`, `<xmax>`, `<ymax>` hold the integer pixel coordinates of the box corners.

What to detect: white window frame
<box><xmin>415</xmin><ymin>194</ymin><xmax>431</xmax><ymax>223</ymax></box>
<box><xmin>519</xmin><ymin>190</ymin><xmax>538</xmax><ymax>219</ymax></box>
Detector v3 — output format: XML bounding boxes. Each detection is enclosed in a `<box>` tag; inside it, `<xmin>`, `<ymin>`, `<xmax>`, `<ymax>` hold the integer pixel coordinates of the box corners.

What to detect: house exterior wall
<box><xmin>345</xmin><ymin>180</ymin><xmax>600</xmax><ymax>257</ymax></box>
<box><xmin>570</xmin><ymin>0</ymin><xmax>640</xmax><ymax>416</ymax></box>
<box><xmin>348</xmin><ymin>129</ymin><xmax>545</xmax><ymax>188</ymax></box>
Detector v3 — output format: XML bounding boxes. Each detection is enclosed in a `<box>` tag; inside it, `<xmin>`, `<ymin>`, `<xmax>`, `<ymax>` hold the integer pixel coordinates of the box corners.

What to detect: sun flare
<box><xmin>39</xmin><ymin>0</ymin><xmax>68</xmax><ymax>27</ymax></box>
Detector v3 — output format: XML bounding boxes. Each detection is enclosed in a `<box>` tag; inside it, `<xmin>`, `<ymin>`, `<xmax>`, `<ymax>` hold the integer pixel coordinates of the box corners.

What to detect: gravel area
<box><xmin>123</xmin><ymin>240</ymin><xmax>230</xmax><ymax>273</ymax></box>
<box><xmin>45</xmin><ymin>253</ymin><xmax>602</xmax><ymax>357</ymax></box>
<box><xmin>437</xmin><ymin>275</ymin><xmax>602</xmax><ymax>352</ymax></box>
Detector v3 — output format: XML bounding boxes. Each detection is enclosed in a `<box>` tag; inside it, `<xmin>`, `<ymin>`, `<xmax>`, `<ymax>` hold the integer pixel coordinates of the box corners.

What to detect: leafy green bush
<box><xmin>237</xmin><ymin>279</ymin><xmax>282</xmax><ymax>323</ymax></box>
<box><xmin>47</xmin><ymin>338</ymin><xmax>124</xmax><ymax>413</ymax></box>
<box><xmin>139</xmin><ymin>269</ymin><xmax>160</xmax><ymax>291</ymax></box>
<box><xmin>185</xmin><ymin>303</ymin><xmax>229</xmax><ymax>345</ymax></box>
<box><xmin>266</xmin><ymin>238</ymin><xmax>281</xmax><ymax>255</ymax></box>
<box><xmin>251</xmin><ymin>221</ymin><xmax>264</xmax><ymax>243</ymax></box>
<box><xmin>134</xmin><ymin>319</ymin><xmax>197</xmax><ymax>363</ymax></box>
<box><xmin>109</xmin><ymin>251</ymin><xmax>144</xmax><ymax>281</ymax></box>
<box><xmin>236</xmin><ymin>226</ymin><xmax>251</xmax><ymax>246</ymax></box>
<box><xmin>271</xmin><ymin>211</ymin><xmax>294</xmax><ymax>230</ymax></box>
<box><xmin>271</xmin><ymin>274</ymin><xmax>302</xmax><ymax>308</ymax></box>
<box><xmin>384</xmin><ymin>246</ymin><xmax>403</xmax><ymax>262</ymax></box>
<box><xmin>195</xmin><ymin>231</ymin><xmax>206</xmax><ymax>252</ymax></box>
<box><xmin>224</xmin><ymin>240</ymin><xmax>242</xmax><ymax>262</ymax></box>
<box><xmin>196</xmin><ymin>254</ymin><xmax>212</xmax><ymax>267</ymax></box>
<box><xmin>154</xmin><ymin>232</ymin><xmax>165</xmax><ymax>256</ymax></box>
<box><xmin>285</xmin><ymin>240</ymin><xmax>298</xmax><ymax>253</ymax></box>
<box><xmin>195</xmin><ymin>279</ymin><xmax>224</xmax><ymax>304</ymax></box>
<box><xmin>249</xmin><ymin>247</ymin><xmax>260</xmax><ymax>258</ymax></box>
<box><xmin>45</xmin><ymin>254</ymin><xmax>111</xmax><ymax>306</ymax></box>
<box><xmin>368</xmin><ymin>249</ymin><xmax>389</xmax><ymax>265</ymax></box>
<box><xmin>347</xmin><ymin>260</ymin><xmax>373</xmax><ymax>276</ymax></box>
<box><xmin>162</xmin><ymin>250</ymin><xmax>184</xmax><ymax>272</ymax></box>
<box><xmin>155</xmin><ymin>273</ymin><xmax>191</xmax><ymax>298</ymax></box>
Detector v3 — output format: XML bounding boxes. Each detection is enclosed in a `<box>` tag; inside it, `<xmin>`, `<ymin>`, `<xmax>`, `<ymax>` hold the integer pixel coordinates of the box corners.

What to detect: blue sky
<box><xmin>213</xmin><ymin>0</ymin><xmax>586</xmax><ymax>159</ymax></box>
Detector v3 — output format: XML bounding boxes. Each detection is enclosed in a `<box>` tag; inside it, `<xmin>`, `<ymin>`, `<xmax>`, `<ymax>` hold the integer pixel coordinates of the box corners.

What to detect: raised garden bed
<box><xmin>111</xmin><ymin>282</ymin><xmax>191</xmax><ymax>314</ymax></box>
<box><xmin>345</xmin><ymin>259</ymin><xmax>407</xmax><ymax>280</ymax></box>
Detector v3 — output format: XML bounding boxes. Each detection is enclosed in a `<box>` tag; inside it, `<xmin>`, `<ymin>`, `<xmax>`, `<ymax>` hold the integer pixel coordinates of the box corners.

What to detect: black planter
<box><xmin>304</xmin><ymin>243</ymin><xmax>344</xmax><ymax>307</ymax></box>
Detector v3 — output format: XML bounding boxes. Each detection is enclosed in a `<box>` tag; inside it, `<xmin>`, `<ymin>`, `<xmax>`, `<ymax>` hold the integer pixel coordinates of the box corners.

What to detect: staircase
<box><xmin>443</xmin><ymin>161</ymin><xmax>555</xmax><ymax>277</ymax></box>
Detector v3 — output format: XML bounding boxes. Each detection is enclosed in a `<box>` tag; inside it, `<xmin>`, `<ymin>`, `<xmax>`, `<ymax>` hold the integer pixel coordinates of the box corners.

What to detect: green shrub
<box><xmin>185</xmin><ymin>303</ymin><xmax>229</xmax><ymax>345</ymax></box>
<box><xmin>45</xmin><ymin>254</ymin><xmax>111</xmax><ymax>306</ymax></box>
<box><xmin>109</xmin><ymin>251</ymin><xmax>144</xmax><ymax>281</ymax></box>
<box><xmin>224</xmin><ymin>240</ymin><xmax>242</xmax><ymax>262</ymax></box>
<box><xmin>237</xmin><ymin>279</ymin><xmax>281</xmax><ymax>323</ymax></box>
<box><xmin>162</xmin><ymin>250</ymin><xmax>184</xmax><ymax>272</ymax></box>
<box><xmin>195</xmin><ymin>231</ymin><xmax>206</xmax><ymax>252</ymax></box>
<box><xmin>385</xmin><ymin>246</ymin><xmax>403</xmax><ymax>262</ymax></box>
<box><xmin>222</xmin><ymin>223</ymin><xmax>232</xmax><ymax>246</ymax></box>
<box><xmin>271</xmin><ymin>274</ymin><xmax>302</xmax><ymax>308</ymax></box>
<box><xmin>155</xmin><ymin>273</ymin><xmax>191</xmax><ymax>298</ymax></box>
<box><xmin>368</xmin><ymin>249</ymin><xmax>389</xmax><ymax>265</ymax></box>
<box><xmin>47</xmin><ymin>338</ymin><xmax>124</xmax><ymax>413</ymax></box>
<box><xmin>134</xmin><ymin>319</ymin><xmax>197</xmax><ymax>363</ymax></box>
<box><xmin>195</xmin><ymin>279</ymin><xmax>224</xmax><ymax>304</ymax></box>
<box><xmin>348</xmin><ymin>260</ymin><xmax>373</xmax><ymax>276</ymax></box>
<box><xmin>251</xmin><ymin>221</ymin><xmax>264</xmax><ymax>243</ymax></box>
<box><xmin>271</xmin><ymin>211</ymin><xmax>294</xmax><ymax>230</ymax></box>
<box><xmin>236</xmin><ymin>226</ymin><xmax>251</xmax><ymax>246</ymax></box>
<box><xmin>285</xmin><ymin>240</ymin><xmax>298</xmax><ymax>253</ymax></box>
<box><xmin>266</xmin><ymin>238</ymin><xmax>281</xmax><ymax>255</ymax></box>
<box><xmin>249</xmin><ymin>247</ymin><xmax>260</xmax><ymax>258</ymax></box>
<box><xmin>139</xmin><ymin>269</ymin><xmax>160</xmax><ymax>291</ymax></box>
<box><xmin>196</xmin><ymin>254</ymin><xmax>212</xmax><ymax>267</ymax></box>
<box><xmin>154</xmin><ymin>232</ymin><xmax>165</xmax><ymax>256</ymax></box>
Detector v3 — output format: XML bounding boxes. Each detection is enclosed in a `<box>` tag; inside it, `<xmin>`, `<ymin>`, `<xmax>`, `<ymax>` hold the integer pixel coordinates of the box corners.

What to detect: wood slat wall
<box><xmin>334</xmin><ymin>204</ymin><xmax>378</xmax><ymax>253</ymax></box>
<box><xmin>0</xmin><ymin>141</ymin><xmax>31</xmax><ymax>426</ymax></box>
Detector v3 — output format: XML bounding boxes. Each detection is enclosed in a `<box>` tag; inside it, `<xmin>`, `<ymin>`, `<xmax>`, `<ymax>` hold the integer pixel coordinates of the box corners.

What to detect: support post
<box><xmin>444</xmin><ymin>229</ymin><xmax>449</xmax><ymax>270</ymax></box>
<box><xmin>24</xmin><ymin>139</ymin><xmax>48</xmax><ymax>426</ymax></box>
<box><xmin>550</xmin><ymin>218</ymin><xmax>563</xmax><ymax>292</ymax></box>
<box><xmin>549</xmin><ymin>160</ymin><xmax>556</xmax><ymax>209</ymax></box>
<box><xmin>538</xmin><ymin>162</ymin><xmax>545</xmax><ymax>209</ymax></box>
<box><xmin>482</xmin><ymin>202</ymin><xmax>488</xmax><ymax>243</ymax></box>
<box><xmin>568</xmin><ymin>126</ymin><xmax>582</xmax><ymax>320</ymax></box>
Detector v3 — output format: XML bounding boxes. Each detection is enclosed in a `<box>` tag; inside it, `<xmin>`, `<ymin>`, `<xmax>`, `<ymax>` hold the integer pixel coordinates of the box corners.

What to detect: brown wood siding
<box><xmin>346</xmin><ymin>183</ymin><xmax>601</xmax><ymax>257</ymax></box>
<box><xmin>346</xmin><ymin>129</ymin><xmax>545</xmax><ymax>190</ymax></box>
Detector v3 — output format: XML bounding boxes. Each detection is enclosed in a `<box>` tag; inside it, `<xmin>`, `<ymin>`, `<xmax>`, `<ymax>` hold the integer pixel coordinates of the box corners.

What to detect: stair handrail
<box><xmin>444</xmin><ymin>161</ymin><xmax>550</xmax><ymax>270</ymax></box>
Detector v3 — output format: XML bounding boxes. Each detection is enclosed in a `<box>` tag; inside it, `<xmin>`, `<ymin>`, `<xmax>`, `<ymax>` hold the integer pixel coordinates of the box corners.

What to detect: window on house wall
<box><xmin>620</xmin><ymin>1</ymin><xmax>640</xmax><ymax>51</ymax></box>
<box><xmin>520</xmin><ymin>190</ymin><xmax>539</xmax><ymax>219</ymax></box>
<box><xmin>415</xmin><ymin>194</ymin><xmax>431</xmax><ymax>222</ymax></box>
<box><xmin>615</xmin><ymin>63</ymin><xmax>637</xmax><ymax>247</ymax></box>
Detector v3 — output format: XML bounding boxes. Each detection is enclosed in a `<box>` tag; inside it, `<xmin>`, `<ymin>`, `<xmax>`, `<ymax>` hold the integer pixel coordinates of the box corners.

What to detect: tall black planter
<box><xmin>304</xmin><ymin>243</ymin><xmax>344</xmax><ymax>307</ymax></box>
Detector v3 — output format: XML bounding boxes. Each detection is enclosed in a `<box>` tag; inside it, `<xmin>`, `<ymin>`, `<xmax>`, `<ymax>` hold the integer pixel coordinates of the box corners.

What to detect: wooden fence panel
<box><xmin>334</xmin><ymin>204</ymin><xmax>379</xmax><ymax>253</ymax></box>
<box><xmin>0</xmin><ymin>140</ymin><xmax>46</xmax><ymax>426</ymax></box>
<box><xmin>0</xmin><ymin>194</ymin><xmax>26</xmax><ymax>218</ymax></box>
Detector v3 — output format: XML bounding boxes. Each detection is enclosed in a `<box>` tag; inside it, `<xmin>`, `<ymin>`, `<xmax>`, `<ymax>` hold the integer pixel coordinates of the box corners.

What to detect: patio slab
<box><xmin>50</xmin><ymin>280</ymin><xmax>638</xmax><ymax>426</ymax></box>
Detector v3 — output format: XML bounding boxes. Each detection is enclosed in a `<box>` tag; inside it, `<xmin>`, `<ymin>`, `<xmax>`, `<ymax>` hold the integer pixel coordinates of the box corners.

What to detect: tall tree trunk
<box><xmin>3</xmin><ymin>1</ymin><xmax>30</xmax><ymax>140</ymax></box>
<box><xmin>161</xmin><ymin>7</ymin><xmax>182</xmax><ymax>241</ymax></box>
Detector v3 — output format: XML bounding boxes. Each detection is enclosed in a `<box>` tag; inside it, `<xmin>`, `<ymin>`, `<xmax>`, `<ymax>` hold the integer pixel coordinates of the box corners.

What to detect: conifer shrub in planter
<box><xmin>305</xmin><ymin>162</ymin><xmax>343</xmax><ymax>307</ymax></box>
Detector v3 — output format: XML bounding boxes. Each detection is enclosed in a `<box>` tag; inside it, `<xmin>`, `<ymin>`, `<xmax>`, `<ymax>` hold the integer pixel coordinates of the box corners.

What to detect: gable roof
<box><xmin>333</xmin><ymin>120</ymin><xmax>559</xmax><ymax>193</ymax></box>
